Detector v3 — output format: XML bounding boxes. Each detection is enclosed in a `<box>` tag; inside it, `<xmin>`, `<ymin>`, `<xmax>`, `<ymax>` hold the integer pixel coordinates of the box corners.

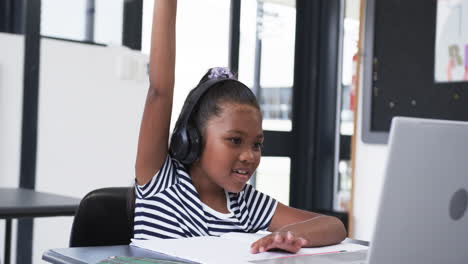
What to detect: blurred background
<box><xmin>0</xmin><ymin>0</ymin><xmax>361</xmax><ymax>263</ymax></box>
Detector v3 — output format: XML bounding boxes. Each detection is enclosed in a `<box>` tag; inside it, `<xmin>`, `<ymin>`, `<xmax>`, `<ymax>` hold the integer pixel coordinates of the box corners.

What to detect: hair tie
<box><xmin>208</xmin><ymin>67</ymin><xmax>235</xmax><ymax>80</ymax></box>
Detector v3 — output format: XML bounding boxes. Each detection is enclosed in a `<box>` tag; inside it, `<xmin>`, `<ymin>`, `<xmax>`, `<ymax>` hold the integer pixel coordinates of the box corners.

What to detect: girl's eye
<box><xmin>253</xmin><ymin>142</ymin><xmax>263</xmax><ymax>150</ymax></box>
<box><xmin>229</xmin><ymin>138</ymin><xmax>242</xmax><ymax>145</ymax></box>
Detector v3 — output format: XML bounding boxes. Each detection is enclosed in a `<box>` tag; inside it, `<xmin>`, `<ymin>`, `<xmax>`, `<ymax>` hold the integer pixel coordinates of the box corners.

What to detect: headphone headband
<box><xmin>176</xmin><ymin>78</ymin><xmax>240</xmax><ymax>126</ymax></box>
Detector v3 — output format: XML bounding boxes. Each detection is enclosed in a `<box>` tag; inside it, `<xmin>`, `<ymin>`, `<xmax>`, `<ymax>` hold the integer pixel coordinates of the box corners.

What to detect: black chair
<box><xmin>69</xmin><ymin>187</ymin><xmax>135</xmax><ymax>247</ymax></box>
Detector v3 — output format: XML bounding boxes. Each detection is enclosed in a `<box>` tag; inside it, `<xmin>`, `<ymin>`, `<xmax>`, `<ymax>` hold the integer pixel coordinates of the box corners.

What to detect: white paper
<box><xmin>131</xmin><ymin>233</ymin><xmax>368</xmax><ymax>264</ymax></box>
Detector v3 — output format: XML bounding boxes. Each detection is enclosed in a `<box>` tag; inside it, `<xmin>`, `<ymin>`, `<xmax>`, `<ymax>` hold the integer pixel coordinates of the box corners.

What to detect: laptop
<box><xmin>365</xmin><ymin>117</ymin><xmax>468</xmax><ymax>264</ymax></box>
<box><xmin>253</xmin><ymin>117</ymin><xmax>468</xmax><ymax>264</ymax></box>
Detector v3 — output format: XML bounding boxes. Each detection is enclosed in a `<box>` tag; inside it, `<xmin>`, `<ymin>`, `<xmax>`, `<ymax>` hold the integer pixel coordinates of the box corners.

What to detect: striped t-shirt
<box><xmin>133</xmin><ymin>155</ymin><xmax>278</xmax><ymax>239</ymax></box>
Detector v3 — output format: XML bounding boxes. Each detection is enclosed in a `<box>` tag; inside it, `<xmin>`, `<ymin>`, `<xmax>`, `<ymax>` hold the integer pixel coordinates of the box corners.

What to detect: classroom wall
<box><xmin>352</xmin><ymin>121</ymin><xmax>388</xmax><ymax>240</ymax></box>
<box><xmin>0</xmin><ymin>33</ymin><xmax>24</xmax><ymax>188</ymax></box>
<box><xmin>34</xmin><ymin>38</ymin><xmax>149</xmax><ymax>262</ymax></box>
<box><xmin>0</xmin><ymin>33</ymin><xmax>24</xmax><ymax>262</ymax></box>
<box><xmin>0</xmin><ymin>32</ymin><xmax>149</xmax><ymax>263</ymax></box>
<box><xmin>0</xmin><ymin>33</ymin><xmax>24</xmax><ymax>264</ymax></box>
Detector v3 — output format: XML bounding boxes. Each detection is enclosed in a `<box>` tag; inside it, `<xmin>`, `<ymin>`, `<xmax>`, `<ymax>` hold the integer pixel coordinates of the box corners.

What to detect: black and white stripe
<box><xmin>133</xmin><ymin>155</ymin><xmax>278</xmax><ymax>240</ymax></box>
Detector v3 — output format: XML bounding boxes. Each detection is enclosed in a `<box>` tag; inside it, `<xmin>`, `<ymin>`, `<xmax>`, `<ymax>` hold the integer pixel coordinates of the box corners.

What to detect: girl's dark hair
<box><xmin>190</xmin><ymin>68</ymin><xmax>261</xmax><ymax>136</ymax></box>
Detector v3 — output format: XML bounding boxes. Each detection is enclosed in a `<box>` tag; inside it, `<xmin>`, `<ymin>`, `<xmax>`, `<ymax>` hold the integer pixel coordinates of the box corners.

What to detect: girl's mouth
<box><xmin>232</xmin><ymin>169</ymin><xmax>250</xmax><ymax>181</ymax></box>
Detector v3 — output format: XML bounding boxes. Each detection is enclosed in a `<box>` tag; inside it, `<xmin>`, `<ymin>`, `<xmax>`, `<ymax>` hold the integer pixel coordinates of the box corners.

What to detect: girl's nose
<box><xmin>239</xmin><ymin>148</ymin><xmax>256</xmax><ymax>163</ymax></box>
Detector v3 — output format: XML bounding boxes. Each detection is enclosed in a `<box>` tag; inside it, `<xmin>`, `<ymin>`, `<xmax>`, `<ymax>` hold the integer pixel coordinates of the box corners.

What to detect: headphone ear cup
<box><xmin>183</xmin><ymin>124</ymin><xmax>201</xmax><ymax>164</ymax></box>
<box><xmin>169</xmin><ymin>126</ymin><xmax>190</xmax><ymax>162</ymax></box>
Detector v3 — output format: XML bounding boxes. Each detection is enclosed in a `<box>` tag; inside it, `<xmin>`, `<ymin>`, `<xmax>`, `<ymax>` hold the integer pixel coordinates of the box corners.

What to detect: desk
<box><xmin>0</xmin><ymin>188</ymin><xmax>80</xmax><ymax>264</ymax></box>
<box><xmin>43</xmin><ymin>239</ymin><xmax>369</xmax><ymax>264</ymax></box>
<box><xmin>43</xmin><ymin>245</ymin><xmax>195</xmax><ymax>264</ymax></box>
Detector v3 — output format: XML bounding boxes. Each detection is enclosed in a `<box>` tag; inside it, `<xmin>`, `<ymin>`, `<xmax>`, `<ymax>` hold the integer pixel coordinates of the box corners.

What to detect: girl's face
<box><xmin>196</xmin><ymin>102</ymin><xmax>263</xmax><ymax>193</ymax></box>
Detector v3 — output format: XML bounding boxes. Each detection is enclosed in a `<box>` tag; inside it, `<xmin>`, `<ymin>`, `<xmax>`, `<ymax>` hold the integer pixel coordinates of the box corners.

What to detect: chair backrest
<box><xmin>69</xmin><ymin>187</ymin><xmax>135</xmax><ymax>247</ymax></box>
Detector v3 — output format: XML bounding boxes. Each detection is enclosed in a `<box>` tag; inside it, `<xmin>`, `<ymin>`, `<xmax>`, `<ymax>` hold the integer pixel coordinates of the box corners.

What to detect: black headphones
<box><xmin>169</xmin><ymin>77</ymin><xmax>243</xmax><ymax>165</ymax></box>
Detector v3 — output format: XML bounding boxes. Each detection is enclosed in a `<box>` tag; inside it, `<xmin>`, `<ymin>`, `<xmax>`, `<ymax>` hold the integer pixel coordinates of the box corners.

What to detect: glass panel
<box><xmin>335</xmin><ymin>0</ymin><xmax>361</xmax><ymax>212</ymax></box>
<box><xmin>238</xmin><ymin>0</ymin><xmax>296</xmax><ymax>132</ymax></box>
<box><xmin>94</xmin><ymin>0</ymin><xmax>124</xmax><ymax>45</ymax></box>
<box><xmin>339</xmin><ymin>1</ymin><xmax>360</xmax><ymax>136</ymax></box>
<box><xmin>41</xmin><ymin>0</ymin><xmax>124</xmax><ymax>45</ymax></box>
<box><xmin>336</xmin><ymin>160</ymin><xmax>352</xmax><ymax>211</ymax></box>
<box><xmin>255</xmin><ymin>157</ymin><xmax>291</xmax><ymax>206</ymax></box>
<box><xmin>41</xmin><ymin>0</ymin><xmax>87</xmax><ymax>41</ymax></box>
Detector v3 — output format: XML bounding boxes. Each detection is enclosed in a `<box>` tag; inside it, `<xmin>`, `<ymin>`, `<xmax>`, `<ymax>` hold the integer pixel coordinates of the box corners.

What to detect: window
<box><xmin>238</xmin><ymin>0</ymin><xmax>296</xmax><ymax>204</ymax></box>
<box><xmin>256</xmin><ymin>157</ymin><xmax>291</xmax><ymax>205</ymax></box>
<box><xmin>238</xmin><ymin>0</ymin><xmax>296</xmax><ymax>132</ymax></box>
<box><xmin>41</xmin><ymin>0</ymin><xmax>124</xmax><ymax>45</ymax></box>
<box><xmin>141</xmin><ymin>0</ymin><xmax>230</xmax><ymax>127</ymax></box>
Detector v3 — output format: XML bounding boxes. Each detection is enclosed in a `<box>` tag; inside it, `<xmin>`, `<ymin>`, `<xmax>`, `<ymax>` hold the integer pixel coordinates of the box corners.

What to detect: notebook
<box><xmin>131</xmin><ymin>232</ymin><xmax>367</xmax><ymax>264</ymax></box>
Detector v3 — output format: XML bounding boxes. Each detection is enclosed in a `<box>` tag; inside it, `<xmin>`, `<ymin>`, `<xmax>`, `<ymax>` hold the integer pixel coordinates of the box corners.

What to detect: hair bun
<box><xmin>208</xmin><ymin>67</ymin><xmax>235</xmax><ymax>80</ymax></box>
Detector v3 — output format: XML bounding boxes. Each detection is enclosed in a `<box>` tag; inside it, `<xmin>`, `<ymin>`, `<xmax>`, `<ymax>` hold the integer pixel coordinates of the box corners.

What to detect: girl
<box><xmin>134</xmin><ymin>0</ymin><xmax>346</xmax><ymax>254</ymax></box>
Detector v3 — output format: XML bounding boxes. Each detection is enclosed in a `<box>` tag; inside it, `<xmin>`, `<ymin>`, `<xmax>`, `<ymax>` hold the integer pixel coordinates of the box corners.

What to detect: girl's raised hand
<box><xmin>135</xmin><ymin>0</ymin><xmax>177</xmax><ymax>185</ymax></box>
<box><xmin>250</xmin><ymin>231</ymin><xmax>308</xmax><ymax>254</ymax></box>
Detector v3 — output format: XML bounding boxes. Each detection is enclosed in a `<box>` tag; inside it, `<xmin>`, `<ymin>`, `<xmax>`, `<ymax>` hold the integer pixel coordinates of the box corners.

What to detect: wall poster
<box><xmin>435</xmin><ymin>0</ymin><xmax>468</xmax><ymax>82</ymax></box>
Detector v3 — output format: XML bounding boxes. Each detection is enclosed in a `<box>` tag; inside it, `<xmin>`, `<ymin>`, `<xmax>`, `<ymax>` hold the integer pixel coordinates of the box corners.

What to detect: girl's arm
<box><xmin>250</xmin><ymin>203</ymin><xmax>347</xmax><ymax>253</ymax></box>
<box><xmin>135</xmin><ymin>0</ymin><xmax>177</xmax><ymax>185</ymax></box>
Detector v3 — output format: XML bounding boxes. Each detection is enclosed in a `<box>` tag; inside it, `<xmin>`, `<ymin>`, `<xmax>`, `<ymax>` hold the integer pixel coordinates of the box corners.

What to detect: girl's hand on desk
<box><xmin>250</xmin><ymin>231</ymin><xmax>307</xmax><ymax>254</ymax></box>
